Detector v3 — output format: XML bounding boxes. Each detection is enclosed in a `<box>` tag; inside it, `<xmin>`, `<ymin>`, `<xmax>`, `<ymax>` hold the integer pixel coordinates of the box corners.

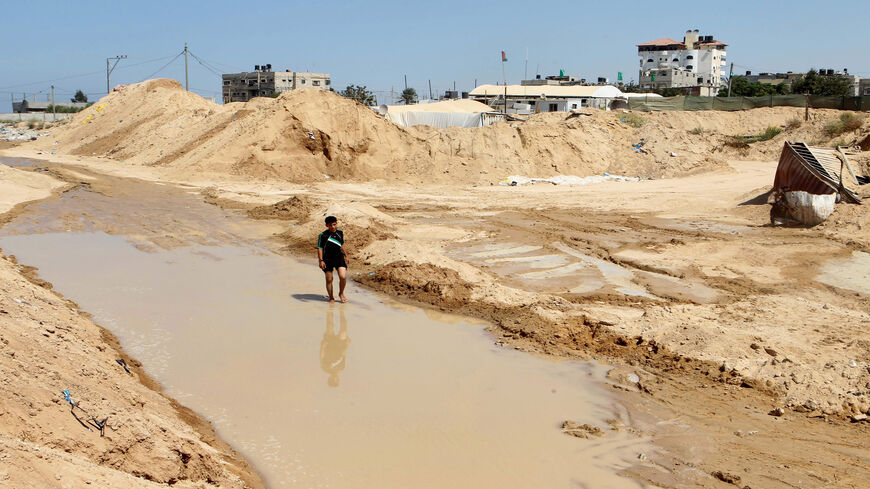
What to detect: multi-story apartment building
<box><xmin>222</xmin><ymin>65</ymin><xmax>331</xmax><ymax>103</ymax></box>
<box><xmin>637</xmin><ymin>29</ymin><xmax>727</xmax><ymax>96</ymax></box>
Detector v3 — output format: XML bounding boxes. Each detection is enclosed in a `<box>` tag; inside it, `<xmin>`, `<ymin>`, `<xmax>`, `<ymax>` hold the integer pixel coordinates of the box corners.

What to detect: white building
<box><xmin>637</xmin><ymin>29</ymin><xmax>727</xmax><ymax>96</ymax></box>
<box><xmin>469</xmin><ymin>84</ymin><xmax>628</xmax><ymax>112</ymax></box>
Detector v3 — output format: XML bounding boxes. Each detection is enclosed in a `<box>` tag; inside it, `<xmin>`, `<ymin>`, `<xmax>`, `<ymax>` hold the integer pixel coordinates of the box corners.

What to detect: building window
<box><xmin>301</xmin><ymin>79</ymin><xmax>306</xmax><ymax>84</ymax></box>
<box><xmin>697</xmin><ymin>77</ymin><xmax>704</xmax><ymax>83</ymax></box>
<box><xmin>223</xmin><ymin>80</ymin><xmax>230</xmax><ymax>85</ymax></box>
<box><xmin>647</xmin><ymin>59</ymin><xmax>653</xmax><ymax>63</ymax></box>
<box><xmin>686</xmin><ymin>65</ymin><xmax>693</xmax><ymax>70</ymax></box>
<box><xmin>549</xmin><ymin>103</ymin><xmax>557</xmax><ymax>112</ymax></box>
<box><xmin>686</xmin><ymin>55</ymin><xmax>694</xmax><ymax>60</ymax></box>
<box><xmin>571</xmin><ymin>103</ymin><xmax>578</xmax><ymax>109</ymax></box>
<box><xmin>672</xmin><ymin>58</ymin><xmax>679</xmax><ymax>62</ymax></box>
<box><xmin>313</xmin><ymin>80</ymin><xmax>320</xmax><ymax>86</ymax></box>
<box><xmin>325</xmin><ymin>80</ymin><xmax>330</xmax><ymax>86</ymax></box>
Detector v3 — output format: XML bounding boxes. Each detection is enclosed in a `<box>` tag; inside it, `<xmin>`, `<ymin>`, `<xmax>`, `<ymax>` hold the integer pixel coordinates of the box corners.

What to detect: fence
<box><xmin>0</xmin><ymin>112</ymin><xmax>74</xmax><ymax>122</ymax></box>
<box><xmin>628</xmin><ymin>95</ymin><xmax>870</xmax><ymax>112</ymax></box>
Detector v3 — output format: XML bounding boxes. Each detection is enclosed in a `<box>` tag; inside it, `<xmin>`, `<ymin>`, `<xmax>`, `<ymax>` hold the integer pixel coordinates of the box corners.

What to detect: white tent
<box><xmin>382</xmin><ymin>99</ymin><xmax>493</xmax><ymax>128</ymax></box>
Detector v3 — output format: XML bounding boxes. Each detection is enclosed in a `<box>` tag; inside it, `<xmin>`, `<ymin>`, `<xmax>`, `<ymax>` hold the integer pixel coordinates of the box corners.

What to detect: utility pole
<box><xmin>727</xmin><ymin>62</ymin><xmax>734</xmax><ymax>97</ymax></box>
<box><xmin>404</xmin><ymin>75</ymin><xmax>407</xmax><ymax>90</ymax></box>
<box><xmin>51</xmin><ymin>85</ymin><xmax>55</xmax><ymax>122</ymax></box>
<box><xmin>428</xmin><ymin>79</ymin><xmax>432</xmax><ymax>100</ymax></box>
<box><xmin>106</xmin><ymin>54</ymin><xmax>127</xmax><ymax>93</ymax></box>
<box><xmin>184</xmin><ymin>43</ymin><xmax>189</xmax><ymax>91</ymax></box>
<box><xmin>524</xmin><ymin>48</ymin><xmax>528</xmax><ymax>80</ymax></box>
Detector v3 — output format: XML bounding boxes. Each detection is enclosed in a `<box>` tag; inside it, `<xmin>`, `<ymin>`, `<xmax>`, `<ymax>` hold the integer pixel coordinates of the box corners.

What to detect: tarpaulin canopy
<box><xmin>383</xmin><ymin>99</ymin><xmax>494</xmax><ymax>128</ymax></box>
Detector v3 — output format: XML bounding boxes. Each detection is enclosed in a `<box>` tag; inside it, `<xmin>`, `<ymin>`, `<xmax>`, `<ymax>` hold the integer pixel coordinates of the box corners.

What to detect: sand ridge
<box><xmin>27</xmin><ymin>78</ymin><xmax>868</xmax><ymax>187</ymax></box>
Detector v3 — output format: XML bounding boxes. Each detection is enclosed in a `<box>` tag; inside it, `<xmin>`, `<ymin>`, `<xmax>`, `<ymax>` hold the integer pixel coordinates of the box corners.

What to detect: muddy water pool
<box><xmin>0</xmin><ymin>160</ymin><xmax>649</xmax><ymax>488</ymax></box>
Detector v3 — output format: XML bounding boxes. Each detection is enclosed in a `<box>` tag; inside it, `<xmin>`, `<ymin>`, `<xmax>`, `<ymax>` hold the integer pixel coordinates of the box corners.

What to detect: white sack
<box><xmin>784</xmin><ymin>191</ymin><xmax>836</xmax><ymax>226</ymax></box>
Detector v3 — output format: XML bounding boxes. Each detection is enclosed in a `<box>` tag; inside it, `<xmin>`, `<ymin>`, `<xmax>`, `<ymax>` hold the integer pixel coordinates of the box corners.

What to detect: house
<box><xmin>468</xmin><ymin>84</ymin><xmax>627</xmax><ymax>112</ymax></box>
<box><xmin>638</xmin><ymin>29</ymin><xmax>727</xmax><ymax>96</ymax></box>
<box><xmin>12</xmin><ymin>100</ymin><xmax>90</xmax><ymax>113</ymax></box>
<box><xmin>222</xmin><ymin>65</ymin><xmax>331</xmax><ymax>103</ymax></box>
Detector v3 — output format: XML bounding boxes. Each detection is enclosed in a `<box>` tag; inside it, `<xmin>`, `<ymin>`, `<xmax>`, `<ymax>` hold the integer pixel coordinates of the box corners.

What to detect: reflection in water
<box><xmin>321</xmin><ymin>307</ymin><xmax>350</xmax><ymax>387</ymax></box>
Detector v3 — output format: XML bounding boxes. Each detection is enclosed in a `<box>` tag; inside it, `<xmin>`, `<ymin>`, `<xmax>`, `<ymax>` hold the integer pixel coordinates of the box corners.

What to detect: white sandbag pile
<box><xmin>771</xmin><ymin>190</ymin><xmax>836</xmax><ymax>226</ymax></box>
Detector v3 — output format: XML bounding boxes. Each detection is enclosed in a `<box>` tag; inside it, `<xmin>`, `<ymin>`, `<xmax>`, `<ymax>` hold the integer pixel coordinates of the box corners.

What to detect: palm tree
<box><xmin>400</xmin><ymin>88</ymin><xmax>418</xmax><ymax>105</ymax></box>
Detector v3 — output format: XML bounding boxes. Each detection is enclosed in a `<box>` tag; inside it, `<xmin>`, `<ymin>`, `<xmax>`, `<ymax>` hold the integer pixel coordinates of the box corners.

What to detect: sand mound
<box><xmin>247</xmin><ymin>195</ymin><xmax>317</xmax><ymax>221</ymax></box>
<box><xmin>29</xmin><ymin>79</ymin><xmax>869</xmax><ymax>185</ymax></box>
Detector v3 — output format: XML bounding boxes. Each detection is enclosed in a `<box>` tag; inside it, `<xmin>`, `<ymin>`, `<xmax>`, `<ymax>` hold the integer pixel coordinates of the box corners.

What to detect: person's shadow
<box><xmin>292</xmin><ymin>293</ymin><xmax>330</xmax><ymax>302</ymax></box>
<box><xmin>321</xmin><ymin>307</ymin><xmax>351</xmax><ymax>387</ymax></box>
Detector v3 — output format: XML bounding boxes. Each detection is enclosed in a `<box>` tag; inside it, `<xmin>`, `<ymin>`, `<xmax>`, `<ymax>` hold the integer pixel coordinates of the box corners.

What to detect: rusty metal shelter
<box><xmin>773</xmin><ymin>142</ymin><xmax>862</xmax><ymax>204</ymax></box>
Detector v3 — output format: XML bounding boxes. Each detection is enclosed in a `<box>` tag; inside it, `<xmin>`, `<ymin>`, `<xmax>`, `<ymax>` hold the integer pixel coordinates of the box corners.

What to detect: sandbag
<box><xmin>778</xmin><ymin>191</ymin><xmax>836</xmax><ymax>226</ymax></box>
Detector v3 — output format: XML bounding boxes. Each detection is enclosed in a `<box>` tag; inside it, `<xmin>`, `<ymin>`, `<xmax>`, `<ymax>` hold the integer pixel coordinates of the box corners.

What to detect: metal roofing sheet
<box><xmin>773</xmin><ymin>142</ymin><xmax>861</xmax><ymax>204</ymax></box>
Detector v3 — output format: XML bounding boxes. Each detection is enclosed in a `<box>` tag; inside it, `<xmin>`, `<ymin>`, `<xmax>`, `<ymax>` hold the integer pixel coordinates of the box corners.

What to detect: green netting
<box><xmin>627</xmin><ymin>94</ymin><xmax>866</xmax><ymax>112</ymax></box>
<box><xmin>627</xmin><ymin>96</ymin><xmax>684</xmax><ymax>111</ymax></box>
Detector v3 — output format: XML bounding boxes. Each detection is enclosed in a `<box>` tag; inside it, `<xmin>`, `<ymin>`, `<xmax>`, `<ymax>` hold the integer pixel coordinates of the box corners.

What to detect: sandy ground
<box><xmin>4</xmin><ymin>146</ymin><xmax>870</xmax><ymax>488</ymax></box>
<box><xmin>0</xmin><ymin>165</ymin><xmax>264</xmax><ymax>488</ymax></box>
<box><xmin>2</xmin><ymin>80</ymin><xmax>870</xmax><ymax>487</ymax></box>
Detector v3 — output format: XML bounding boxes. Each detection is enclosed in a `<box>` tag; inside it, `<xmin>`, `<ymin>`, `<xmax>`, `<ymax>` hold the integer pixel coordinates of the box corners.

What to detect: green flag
<box><xmin>617</xmin><ymin>71</ymin><xmax>623</xmax><ymax>81</ymax></box>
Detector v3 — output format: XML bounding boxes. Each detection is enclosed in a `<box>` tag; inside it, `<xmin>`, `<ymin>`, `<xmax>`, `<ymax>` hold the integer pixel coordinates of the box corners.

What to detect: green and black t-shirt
<box><xmin>317</xmin><ymin>229</ymin><xmax>345</xmax><ymax>262</ymax></box>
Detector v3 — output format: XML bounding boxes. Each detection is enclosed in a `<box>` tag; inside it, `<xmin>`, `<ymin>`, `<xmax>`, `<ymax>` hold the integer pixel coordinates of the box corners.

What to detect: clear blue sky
<box><xmin>1</xmin><ymin>0</ymin><xmax>867</xmax><ymax>110</ymax></box>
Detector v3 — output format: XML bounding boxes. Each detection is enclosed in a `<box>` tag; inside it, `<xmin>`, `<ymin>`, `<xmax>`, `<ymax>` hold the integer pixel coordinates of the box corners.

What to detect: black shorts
<box><xmin>322</xmin><ymin>258</ymin><xmax>347</xmax><ymax>272</ymax></box>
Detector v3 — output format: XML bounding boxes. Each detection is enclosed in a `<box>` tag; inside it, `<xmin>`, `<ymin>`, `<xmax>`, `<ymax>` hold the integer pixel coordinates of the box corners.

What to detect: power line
<box><xmin>0</xmin><ymin>53</ymin><xmax>184</xmax><ymax>93</ymax></box>
<box><xmin>140</xmin><ymin>51</ymin><xmax>185</xmax><ymax>82</ymax></box>
<box><xmin>187</xmin><ymin>51</ymin><xmax>223</xmax><ymax>78</ymax></box>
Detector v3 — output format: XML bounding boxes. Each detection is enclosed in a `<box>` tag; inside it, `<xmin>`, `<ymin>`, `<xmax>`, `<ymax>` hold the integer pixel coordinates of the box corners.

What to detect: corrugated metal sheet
<box><xmin>773</xmin><ymin>142</ymin><xmax>861</xmax><ymax>204</ymax></box>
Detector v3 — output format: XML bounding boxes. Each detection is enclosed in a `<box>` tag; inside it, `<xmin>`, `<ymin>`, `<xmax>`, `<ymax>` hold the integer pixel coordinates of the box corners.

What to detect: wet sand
<box><xmin>0</xmin><ymin>165</ymin><xmax>650</xmax><ymax>488</ymax></box>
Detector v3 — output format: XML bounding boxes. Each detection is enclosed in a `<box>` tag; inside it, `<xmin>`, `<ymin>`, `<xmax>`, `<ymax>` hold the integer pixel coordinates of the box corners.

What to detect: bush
<box><xmin>756</xmin><ymin>126</ymin><xmax>782</xmax><ymax>141</ymax></box>
<box><xmin>725</xmin><ymin>126</ymin><xmax>782</xmax><ymax>148</ymax></box>
<box><xmin>688</xmin><ymin>127</ymin><xmax>706</xmax><ymax>135</ymax></box>
<box><xmin>724</xmin><ymin>136</ymin><xmax>749</xmax><ymax>149</ymax></box>
<box><xmin>785</xmin><ymin>118</ymin><xmax>802</xmax><ymax>130</ymax></box>
<box><xmin>823</xmin><ymin>113</ymin><xmax>864</xmax><ymax>138</ymax></box>
<box><xmin>621</xmin><ymin>113</ymin><xmax>646</xmax><ymax>128</ymax></box>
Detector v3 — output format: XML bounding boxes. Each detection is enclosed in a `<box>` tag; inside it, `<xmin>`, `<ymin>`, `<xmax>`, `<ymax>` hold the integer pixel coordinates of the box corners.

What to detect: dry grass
<box><xmin>823</xmin><ymin>113</ymin><xmax>864</xmax><ymax>138</ymax></box>
<box><xmin>785</xmin><ymin>118</ymin><xmax>802</xmax><ymax>130</ymax></box>
<box><xmin>620</xmin><ymin>113</ymin><xmax>647</xmax><ymax>128</ymax></box>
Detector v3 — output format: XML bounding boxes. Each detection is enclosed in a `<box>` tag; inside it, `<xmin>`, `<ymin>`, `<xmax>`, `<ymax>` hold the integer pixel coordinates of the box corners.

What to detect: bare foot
<box><xmin>328</xmin><ymin>296</ymin><xmax>335</xmax><ymax>303</ymax></box>
<box><xmin>339</xmin><ymin>294</ymin><xmax>348</xmax><ymax>303</ymax></box>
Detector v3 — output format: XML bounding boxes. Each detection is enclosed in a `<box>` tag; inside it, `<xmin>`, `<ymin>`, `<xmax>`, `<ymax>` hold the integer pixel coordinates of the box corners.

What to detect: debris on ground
<box><xmin>500</xmin><ymin>174</ymin><xmax>640</xmax><ymax>186</ymax></box>
<box><xmin>561</xmin><ymin>421</ymin><xmax>604</xmax><ymax>438</ymax></box>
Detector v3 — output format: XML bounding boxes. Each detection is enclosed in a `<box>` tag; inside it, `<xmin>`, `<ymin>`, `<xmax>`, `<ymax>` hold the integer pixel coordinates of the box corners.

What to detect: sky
<box><xmin>1</xmin><ymin>0</ymin><xmax>868</xmax><ymax>111</ymax></box>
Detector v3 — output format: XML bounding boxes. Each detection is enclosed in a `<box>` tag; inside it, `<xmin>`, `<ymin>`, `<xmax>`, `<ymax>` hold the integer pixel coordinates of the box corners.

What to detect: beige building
<box><xmin>222</xmin><ymin>67</ymin><xmax>331</xmax><ymax>103</ymax></box>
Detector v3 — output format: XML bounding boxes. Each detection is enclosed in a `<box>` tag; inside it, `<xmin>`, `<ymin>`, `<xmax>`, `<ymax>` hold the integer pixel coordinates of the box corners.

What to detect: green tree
<box><xmin>790</xmin><ymin>69</ymin><xmax>853</xmax><ymax>96</ymax></box>
<box><xmin>399</xmin><ymin>87</ymin><xmax>417</xmax><ymax>105</ymax></box>
<box><xmin>340</xmin><ymin>85</ymin><xmax>376</xmax><ymax>106</ymax></box>
<box><xmin>70</xmin><ymin>90</ymin><xmax>88</xmax><ymax>103</ymax></box>
<box><xmin>720</xmin><ymin>77</ymin><xmax>788</xmax><ymax>97</ymax></box>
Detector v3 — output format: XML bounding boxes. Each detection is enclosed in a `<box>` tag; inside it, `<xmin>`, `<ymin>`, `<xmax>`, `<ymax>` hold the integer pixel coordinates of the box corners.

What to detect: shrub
<box><xmin>620</xmin><ymin>113</ymin><xmax>646</xmax><ymax>128</ymax></box>
<box><xmin>688</xmin><ymin>127</ymin><xmax>706</xmax><ymax>135</ymax></box>
<box><xmin>823</xmin><ymin>112</ymin><xmax>864</xmax><ymax>138</ymax></box>
<box><xmin>756</xmin><ymin>126</ymin><xmax>782</xmax><ymax>141</ymax></box>
<box><xmin>725</xmin><ymin>126</ymin><xmax>782</xmax><ymax>148</ymax></box>
<box><xmin>785</xmin><ymin>118</ymin><xmax>802</xmax><ymax>130</ymax></box>
<box><xmin>724</xmin><ymin>136</ymin><xmax>750</xmax><ymax>149</ymax></box>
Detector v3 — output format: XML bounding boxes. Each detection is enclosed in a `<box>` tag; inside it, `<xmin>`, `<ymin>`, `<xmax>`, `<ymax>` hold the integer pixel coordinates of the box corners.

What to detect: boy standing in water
<box><xmin>316</xmin><ymin>216</ymin><xmax>348</xmax><ymax>303</ymax></box>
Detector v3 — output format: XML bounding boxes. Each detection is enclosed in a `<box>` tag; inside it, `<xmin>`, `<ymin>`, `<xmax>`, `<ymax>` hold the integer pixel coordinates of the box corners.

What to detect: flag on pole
<box><xmin>501</xmin><ymin>51</ymin><xmax>507</xmax><ymax>62</ymax></box>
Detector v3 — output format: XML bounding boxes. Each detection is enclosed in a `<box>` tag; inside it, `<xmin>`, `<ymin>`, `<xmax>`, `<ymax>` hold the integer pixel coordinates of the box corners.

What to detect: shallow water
<box><xmin>817</xmin><ymin>251</ymin><xmax>870</xmax><ymax>296</ymax></box>
<box><xmin>0</xmin><ymin>160</ymin><xmax>649</xmax><ymax>488</ymax></box>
